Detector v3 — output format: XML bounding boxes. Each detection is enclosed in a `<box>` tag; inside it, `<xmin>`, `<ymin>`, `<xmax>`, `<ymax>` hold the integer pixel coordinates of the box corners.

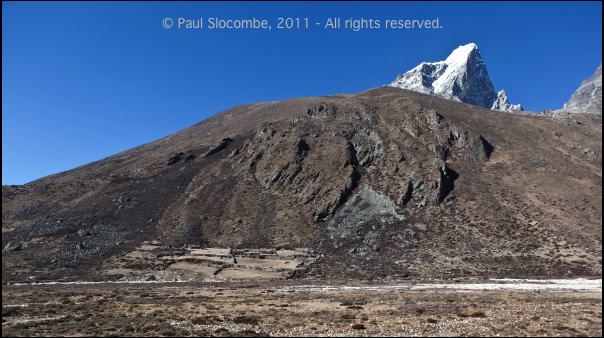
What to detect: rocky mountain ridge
<box><xmin>559</xmin><ymin>64</ymin><xmax>602</xmax><ymax>115</ymax></box>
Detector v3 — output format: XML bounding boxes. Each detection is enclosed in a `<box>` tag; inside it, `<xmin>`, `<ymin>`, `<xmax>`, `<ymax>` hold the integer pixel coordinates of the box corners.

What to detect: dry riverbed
<box><xmin>2</xmin><ymin>279</ymin><xmax>602</xmax><ymax>337</ymax></box>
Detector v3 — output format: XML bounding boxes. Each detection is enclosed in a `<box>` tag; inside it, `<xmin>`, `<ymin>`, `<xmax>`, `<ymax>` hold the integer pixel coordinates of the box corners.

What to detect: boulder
<box><xmin>3</xmin><ymin>242</ymin><xmax>22</xmax><ymax>252</ymax></box>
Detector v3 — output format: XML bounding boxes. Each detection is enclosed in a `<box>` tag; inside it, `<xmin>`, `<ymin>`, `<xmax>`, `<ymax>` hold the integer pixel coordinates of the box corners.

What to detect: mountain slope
<box><xmin>560</xmin><ymin>64</ymin><xmax>602</xmax><ymax>115</ymax></box>
<box><xmin>2</xmin><ymin>87</ymin><xmax>601</xmax><ymax>282</ymax></box>
<box><xmin>389</xmin><ymin>43</ymin><xmax>523</xmax><ymax>112</ymax></box>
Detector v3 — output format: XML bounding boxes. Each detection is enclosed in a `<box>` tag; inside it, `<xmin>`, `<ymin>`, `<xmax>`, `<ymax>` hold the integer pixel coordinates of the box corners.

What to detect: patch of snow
<box><xmin>8</xmin><ymin>280</ymin><xmax>188</xmax><ymax>286</ymax></box>
<box><xmin>3</xmin><ymin>315</ymin><xmax>66</xmax><ymax>325</ymax></box>
<box><xmin>288</xmin><ymin>279</ymin><xmax>601</xmax><ymax>293</ymax></box>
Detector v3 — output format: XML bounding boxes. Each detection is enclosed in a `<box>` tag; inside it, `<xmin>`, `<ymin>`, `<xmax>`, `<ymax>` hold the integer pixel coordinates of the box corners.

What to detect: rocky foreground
<box><xmin>2</xmin><ymin>280</ymin><xmax>602</xmax><ymax>337</ymax></box>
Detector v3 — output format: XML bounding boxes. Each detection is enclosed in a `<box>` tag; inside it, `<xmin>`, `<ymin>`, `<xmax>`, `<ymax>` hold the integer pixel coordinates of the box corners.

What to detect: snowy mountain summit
<box><xmin>389</xmin><ymin>43</ymin><xmax>523</xmax><ymax>112</ymax></box>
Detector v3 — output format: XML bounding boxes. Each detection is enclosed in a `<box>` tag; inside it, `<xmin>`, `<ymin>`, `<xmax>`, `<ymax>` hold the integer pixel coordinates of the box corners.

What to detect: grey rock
<box><xmin>582</xmin><ymin>148</ymin><xmax>599</xmax><ymax>161</ymax></box>
<box><xmin>427</xmin><ymin>109</ymin><xmax>443</xmax><ymax>125</ymax></box>
<box><xmin>563</xmin><ymin>117</ymin><xmax>582</xmax><ymax>126</ymax></box>
<box><xmin>303</xmin><ymin>104</ymin><xmax>337</xmax><ymax>120</ymax></box>
<box><xmin>327</xmin><ymin>186</ymin><xmax>404</xmax><ymax>248</ymax></box>
<box><xmin>412</xmin><ymin>178</ymin><xmax>424</xmax><ymax>190</ymax></box>
<box><xmin>559</xmin><ymin>64</ymin><xmax>602</xmax><ymax>115</ymax></box>
<box><xmin>226</xmin><ymin>148</ymin><xmax>240</xmax><ymax>158</ymax></box>
<box><xmin>3</xmin><ymin>242</ymin><xmax>22</xmax><ymax>252</ymax></box>
<box><xmin>256</xmin><ymin>123</ymin><xmax>275</xmax><ymax>140</ymax></box>
<box><xmin>448</xmin><ymin>130</ymin><xmax>493</xmax><ymax>161</ymax></box>
<box><xmin>414</xmin><ymin>223</ymin><xmax>427</xmax><ymax>231</ymax></box>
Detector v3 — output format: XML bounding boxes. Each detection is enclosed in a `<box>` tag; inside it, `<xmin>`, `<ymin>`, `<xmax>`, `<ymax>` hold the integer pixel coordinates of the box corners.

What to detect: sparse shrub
<box><xmin>232</xmin><ymin>315</ymin><xmax>259</xmax><ymax>325</ymax></box>
<box><xmin>468</xmin><ymin>310</ymin><xmax>486</xmax><ymax>318</ymax></box>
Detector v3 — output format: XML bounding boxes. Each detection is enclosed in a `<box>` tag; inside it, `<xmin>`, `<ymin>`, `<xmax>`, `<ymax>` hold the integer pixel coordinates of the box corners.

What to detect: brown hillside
<box><xmin>2</xmin><ymin>87</ymin><xmax>601</xmax><ymax>281</ymax></box>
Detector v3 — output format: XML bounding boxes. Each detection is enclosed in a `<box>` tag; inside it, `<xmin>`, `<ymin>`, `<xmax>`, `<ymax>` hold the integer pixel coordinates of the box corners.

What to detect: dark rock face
<box><xmin>430</xmin><ymin>162</ymin><xmax>458</xmax><ymax>204</ymax></box>
<box><xmin>202</xmin><ymin>137</ymin><xmax>233</xmax><ymax>158</ymax></box>
<box><xmin>398</xmin><ymin>181</ymin><xmax>413</xmax><ymax>206</ymax></box>
<box><xmin>167</xmin><ymin>152</ymin><xmax>184</xmax><ymax>166</ymax></box>
<box><xmin>2</xmin><ymin>87</ymin><xmax>602</xmax><ymax>281</ymax></box>
<box><xmin>452</xmin><ymin>46</ymin><xmax>498</xmax><ymax>109</ymax></box>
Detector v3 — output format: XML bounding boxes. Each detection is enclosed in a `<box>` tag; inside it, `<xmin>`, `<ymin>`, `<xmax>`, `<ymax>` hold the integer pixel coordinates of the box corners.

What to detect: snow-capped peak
<box><xmin>443</xmin><ymin>43</ymin><xmax>479</xmax><ymax>66</ymax></box>
<box><xmin>491</xmin><ymin>90</ymin><xmax>523</xmax><ymax>112</ymax></box>
<box><xmin>388</xmin><ymin>43</ymin><xmax>522</xmax><ymax>112</ymax></box>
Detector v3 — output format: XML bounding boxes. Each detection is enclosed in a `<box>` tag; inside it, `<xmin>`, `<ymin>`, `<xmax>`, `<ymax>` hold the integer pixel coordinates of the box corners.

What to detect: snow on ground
<box><xmin>288</xmin><ymin>278</ymin><xmax>602</xmax><ymax>293</ymax></box>
<box><xmin>5</xmin><ymin>278</ymin><xmax>601</xmax><ymax>292</ymax></box>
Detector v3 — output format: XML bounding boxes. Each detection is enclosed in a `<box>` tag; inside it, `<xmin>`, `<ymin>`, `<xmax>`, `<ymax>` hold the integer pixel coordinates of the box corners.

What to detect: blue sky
<box><xmin>2</xmin><ymin>1</ymin><xmax>602</xmax><ymax>184</ymax></box>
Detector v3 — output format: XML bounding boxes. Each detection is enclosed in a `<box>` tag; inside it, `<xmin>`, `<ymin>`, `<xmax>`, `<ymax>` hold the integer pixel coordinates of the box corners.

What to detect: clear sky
<box><xmin>2</xmin><ymin>1</ymin><xmax>602</xmax><ymax>184</ymax></box>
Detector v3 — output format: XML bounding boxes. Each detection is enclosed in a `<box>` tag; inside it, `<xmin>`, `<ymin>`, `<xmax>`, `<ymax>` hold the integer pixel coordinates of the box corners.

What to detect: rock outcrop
<box><xmin>559</xmin><ymin>64</ymin><xmax>602</xmax><ymax>115</ymax></box>
<box><xmin>202</xmin><ymin>137</ymin><xmax>233</xmax><ymax>157</ymax></box>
